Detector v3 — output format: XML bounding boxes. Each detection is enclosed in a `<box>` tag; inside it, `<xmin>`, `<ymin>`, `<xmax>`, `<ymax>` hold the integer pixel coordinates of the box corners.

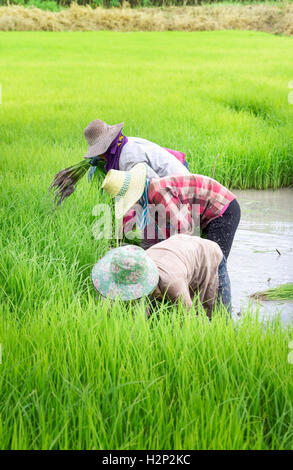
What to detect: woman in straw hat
<box><xmin>102</xmin><ymin>163</ymin><xmax>241</xmax><ymax>260</ymax></box>
<box><xmin>84</xmin><ymin>119</ymin><xmax>190</xmax><ymax>178</ymax></box>
<box><xmin>91</xmin><ymin>234</ymin><xmax>231</xmax><ymax>318</ymax></box>
<box><xmin>50</xmin><ymin>119</ymin><xmax>189</xmax><ymax>205</ymax></box>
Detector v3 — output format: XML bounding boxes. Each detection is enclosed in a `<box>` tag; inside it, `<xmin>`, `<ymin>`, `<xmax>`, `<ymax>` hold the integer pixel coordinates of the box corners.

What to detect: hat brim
<box><xmin>91</xmin><ymin>247</ymin><xmax>159</xmax><ymax>301</ymax></box>
<box><xmin>84</xmin><ymin>122</ymin><xmax>124</xmax><ymax>159</ymax></box>
<box><xmin>115</xmin><ymin>163</ymin><xmax>147</xmax><ymax>219</ymax></box>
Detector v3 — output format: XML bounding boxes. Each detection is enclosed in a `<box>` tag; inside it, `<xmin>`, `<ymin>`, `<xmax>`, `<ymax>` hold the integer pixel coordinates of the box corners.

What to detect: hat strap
<box><xmin>116</xmin><ymin>172</ymin><xmax>131</xmax><ymax>197</ymax></box>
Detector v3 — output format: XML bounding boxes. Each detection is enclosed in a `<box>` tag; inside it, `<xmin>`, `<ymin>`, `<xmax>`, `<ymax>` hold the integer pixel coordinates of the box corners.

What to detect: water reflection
<box><xmin>228</xmin><ymin>188</ymin><xmax>293</xmax><ymax>324</ymax></box>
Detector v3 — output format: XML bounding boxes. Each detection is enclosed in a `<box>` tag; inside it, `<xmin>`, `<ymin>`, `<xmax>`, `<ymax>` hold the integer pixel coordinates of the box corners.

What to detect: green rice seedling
<box><xmin>0</xmin><ymin>300</ymin><xmax>292</xmax><ymax>449</ymax></box>
<box><xmin>1</xmin><ymin>31</ymin><xmax>293</xmax><ymax>189</ymax></box>
<box><xmin>251</xmin><ymin>283</ymin><xmax>293</xmax><ymax>301</ymax></box>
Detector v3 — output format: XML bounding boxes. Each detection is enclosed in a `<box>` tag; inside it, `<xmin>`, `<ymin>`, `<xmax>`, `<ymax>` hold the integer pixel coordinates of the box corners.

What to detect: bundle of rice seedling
<box><xmin>250</xmin><ymin>283</ymin><xmax>293</xmax><ymax>302</ymax></box>
<box><xmin>49</xmin><ymin>157</ymin><xmax>106</xmax><ymax>205</ymax></box>
<box><xmin>49</xmin><ymin>159</ymin><xmax>91</xmax><ymax>205</ymax></box>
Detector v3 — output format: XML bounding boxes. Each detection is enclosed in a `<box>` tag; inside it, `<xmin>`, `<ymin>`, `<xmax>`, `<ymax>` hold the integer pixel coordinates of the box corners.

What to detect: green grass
<box><xmin>3</xmin><ymin>0</ymin><xmax>65</xmax><ymax>11</ymax></box>
<box><xmin>1</xmin><ymin>31</ymin><xmax>293</xmax><ymax>189</ymax></box>
<box><xmin>0</xmin><ymin>31</ymin><xmax>293</xmax><ymax>449</ymax></box>
<box><xmin>252</xmin><ymin>283</ymin><xmax>293</xmax><ymax>301</ymax></box>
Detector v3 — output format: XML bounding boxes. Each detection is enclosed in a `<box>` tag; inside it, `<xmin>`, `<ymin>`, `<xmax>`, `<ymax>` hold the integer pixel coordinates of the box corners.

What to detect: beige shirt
<box><xmin>146</xmin><ymin>234</ymin><xmax>223</xmax><ymax>318</ymax></box>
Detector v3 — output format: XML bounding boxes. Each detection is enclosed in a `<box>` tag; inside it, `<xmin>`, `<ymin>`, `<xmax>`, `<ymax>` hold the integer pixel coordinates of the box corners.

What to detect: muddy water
<box><xmin>228</xmin><ymin>188</ymin><xmax>293</xmax><ymax>324</ymax></box>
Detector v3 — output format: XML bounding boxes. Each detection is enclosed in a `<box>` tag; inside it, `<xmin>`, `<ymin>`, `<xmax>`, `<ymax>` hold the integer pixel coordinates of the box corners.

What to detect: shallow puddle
<box><xmin>228</xmin><ymin>188</ymin><xmax>293</xmax><ymax>324</ymax></box>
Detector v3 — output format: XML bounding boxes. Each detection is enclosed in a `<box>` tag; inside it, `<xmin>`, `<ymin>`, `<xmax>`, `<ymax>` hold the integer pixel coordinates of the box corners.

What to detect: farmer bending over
<box><xmin>91</xmin><ymin>234</ymin><xmax>231</xmax><ymax>319</ymax></box>
<box><xmin>102</xmin><ymin>163</ymin><xmax>241</xmax><ymax>259</ymax></box>
<box><xmin>50</xmin><ymin>119</ymin><xmax>190</xmax><ymax>205</ymax></box>
<box><xmin>84</xmin><ymin>119</ymin><xmax>190</xmax><ymax>178</ymax></box>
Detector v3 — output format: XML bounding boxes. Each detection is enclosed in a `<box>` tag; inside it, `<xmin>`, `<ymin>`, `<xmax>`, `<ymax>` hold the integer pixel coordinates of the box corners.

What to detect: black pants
<box><xmin>202</xmin><ymin>199</ymin><xmax>241</xmax><ymax>259</ymax></box>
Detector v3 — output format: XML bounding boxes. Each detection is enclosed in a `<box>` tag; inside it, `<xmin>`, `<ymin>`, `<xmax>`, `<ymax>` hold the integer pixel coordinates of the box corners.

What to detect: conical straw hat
<box><xmin>84</xmin><ymin>119</ymin><xmax>124</xmax><ymax>159</ymax></box>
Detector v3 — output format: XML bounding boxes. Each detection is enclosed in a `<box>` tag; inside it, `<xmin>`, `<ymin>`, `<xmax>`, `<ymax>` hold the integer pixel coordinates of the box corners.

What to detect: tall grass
<box><xmin>1</xmin><ymin>3</ymin><xmax>293</xmax><ymax>35</ymax></box>
<box><xmin>2</xmin><ymin>0</ymin><xmax>292</xmax><ymax>7</ymax></box>
<box><xmin>2</xmin><ymin>0</ymin><xmax>293</xmax><ymax>9</ymax></box>
<box><xmin>0</xmin><ymin>31</ymin><xmax>293</xmax><ymax>449</ymax></box>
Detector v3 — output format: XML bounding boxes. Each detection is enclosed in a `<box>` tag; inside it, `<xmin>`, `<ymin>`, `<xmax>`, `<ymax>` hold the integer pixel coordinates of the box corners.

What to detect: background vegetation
<box><xmin>1</xmin><ymin>2</ymin><xmax>293</xmax><ymax>34</ymax></box>
<box><xmin>2</xmin><ymin>31</ymin><xmax>292</xmax><ymax>187</ymax></box>
<box><xmin>1</xmin><ymin>0</ymin><xmax>293</xmax><ymax>11</ymax></box>
<box><xmin>1</xmin><ymin>0</ymin><xmax>288</xmax><ymax>8</ymax></box>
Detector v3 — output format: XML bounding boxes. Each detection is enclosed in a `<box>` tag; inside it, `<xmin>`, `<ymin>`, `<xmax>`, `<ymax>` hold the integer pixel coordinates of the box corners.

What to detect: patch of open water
<box><xmin>229</xmin><ymin>188</ymin><xmax>293</xmax><ymax>324</ymax></box>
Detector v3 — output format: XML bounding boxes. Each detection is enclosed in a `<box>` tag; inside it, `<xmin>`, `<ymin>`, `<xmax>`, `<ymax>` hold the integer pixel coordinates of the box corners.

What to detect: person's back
<box><xmin>149</xmin><ymin>173</ymin><xmax>236</xmax><ymax>229</ymax></box>
<box><xmin>119</xmin><ymin>137</ymin><xmax>190</xmax><ymax>179</ymax></box>
<box><xmin>146</xmin><ymin>234</ymin><xmax>225</xmax><ymax>318</ymax></box>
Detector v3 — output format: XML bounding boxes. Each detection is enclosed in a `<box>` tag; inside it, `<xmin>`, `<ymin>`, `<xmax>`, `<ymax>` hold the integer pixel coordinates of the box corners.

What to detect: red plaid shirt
<box><xmin>124</xmin><ymin>174</ymin><xmax>236</xmax><ymax>242</ymax></box>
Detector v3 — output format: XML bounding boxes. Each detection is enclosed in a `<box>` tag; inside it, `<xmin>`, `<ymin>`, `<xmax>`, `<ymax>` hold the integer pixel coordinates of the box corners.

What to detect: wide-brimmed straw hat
<box><xmin>84</xmin><ymin>119</ymin><xmax>124</xmax><ymax>159</ymax></box>
<box><xmin>91</xmin><ymin>245</ymin><xmax>159</xmax><ymax>300</ymax></box>
<box><xmin>102</xmin><ymin>163</ymin><xmax>147</xmax><ymax>219</ymax></box>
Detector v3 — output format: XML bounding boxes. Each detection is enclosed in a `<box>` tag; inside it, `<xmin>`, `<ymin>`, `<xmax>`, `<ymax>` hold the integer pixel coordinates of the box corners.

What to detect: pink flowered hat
<box><xmin>91</xmin><ymin>245</ymin><xmax>159</xmax><ymax>300</ymax></box>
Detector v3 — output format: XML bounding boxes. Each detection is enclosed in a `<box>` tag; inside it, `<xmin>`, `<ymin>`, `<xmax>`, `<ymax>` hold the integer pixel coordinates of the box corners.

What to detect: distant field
<box><xmin>1</xmin><ymin>31</ymin><xmax>293</xmax><ymax>188</ymax></box>
<box><xmin>0</xmin><ymin>31</ymin><xmax>293</xmax><ymax>450</ymax></box>
<box><xmin>0</xmin><ymin>3</ymin><xmax>293</xmax><ymax>35</ymax></box>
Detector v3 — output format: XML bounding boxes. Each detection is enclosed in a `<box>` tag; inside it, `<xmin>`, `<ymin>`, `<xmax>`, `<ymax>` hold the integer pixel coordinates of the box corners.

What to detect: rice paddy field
<box><xmin>0</xmin><ymin>30</ymin><xmax>293</xmax><ymax>450</ymax></box>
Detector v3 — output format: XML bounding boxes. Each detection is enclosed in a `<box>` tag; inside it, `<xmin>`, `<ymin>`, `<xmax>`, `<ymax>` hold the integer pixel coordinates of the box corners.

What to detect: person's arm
<box><xmin>124</xmin><ymin>160</ymin><xmax>159</xmax><ymax>179</ymax></box>
<box><xmin>123</xmin><ymin>209</ymin><xmax>136</xmax><ymax>233</ymax></box>
<box><xmin>120</xmin><ymin>145</ymin><xmax>160</xmax><ymax>179</ymax></box>
<box><xmin>163</xmin><ymin>279</ymin><xmax>193</xmax><ymax>310</ymax></box>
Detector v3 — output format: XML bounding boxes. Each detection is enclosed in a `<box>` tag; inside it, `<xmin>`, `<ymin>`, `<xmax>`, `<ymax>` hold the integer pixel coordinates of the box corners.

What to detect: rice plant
<box><xmin>251</xmin><ymin>283</ymin><xmax>293</xmax><ymax>301</ymax></box>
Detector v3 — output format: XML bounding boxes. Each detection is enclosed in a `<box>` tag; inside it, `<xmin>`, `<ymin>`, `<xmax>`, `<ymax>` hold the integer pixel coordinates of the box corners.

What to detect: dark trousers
<box><xmin>217</xmin><ymin>256</ymin><xmax>232</xmax><ymax>315</ymax></box>
<box><xmin>202</xmin><ymin>199</ymin><xmax>241</xmax><ymax>259</ymax></box>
